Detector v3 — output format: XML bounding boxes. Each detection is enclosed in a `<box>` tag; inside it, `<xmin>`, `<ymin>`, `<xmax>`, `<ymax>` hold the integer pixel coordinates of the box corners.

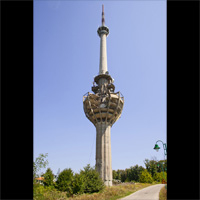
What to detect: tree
<box><xmin>80</xmin><ymin>164</ymin><xmax>105</xmax><ymax>193</ymax></box>
<box><xmin>129</xmin><ymin>165</ymin><xmax>145</xmax><ymax>182</ymax></box>
<box><xmin>120</xmin><ymin>170</ymin><xmax>127</xmax><ymax>182</ymax></box>
<box><xmin>33</xmin><ymin>153</ymin><xmax>49</xmax><ymax>179</ymax></box>
<box><xmin>116</xmin><ymin>169</ymin><xmax>122</xmax><ymax>180</ymax></box>
<box><xmin>72</xmin><ymin>173</ymin><xmax>86</xmax><ymax>195</ymax></box>
<box><xmin>33</xmin><ymin>153</ymin><xmax>49</xmax><ymax>199</ymax></box>
<box><xmin>156</xmin><ymin>160</ymin><xmax>167</xmax><ymax>173</ymax></box>
<box><xmin>56</xmin><ymin>168</ymin><xmax>74</xmax><ymax>196</ymax></box>
<box><xmin>113</xmin><ymin>170</ymin><xmax>117</xmax><ymax>180</ymax></box>
<box><xmin>144</xmin><ymin>158</ymin><xmax>158</xmax><ymax>178</ymax></box>
<box><xmin>43</xmin><ymin>168</ymin><xmax>54</xmax><ymax>187</ymax></box>
<box><xmin>139</xmin><ymin>170</ymin><xmax>153</xmax><ymax>183</ymax></box>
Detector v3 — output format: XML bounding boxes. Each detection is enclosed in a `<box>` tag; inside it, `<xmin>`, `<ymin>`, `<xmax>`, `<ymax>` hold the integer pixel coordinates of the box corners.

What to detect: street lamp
<box><xmin>153</xmin><ymin>140</ymin><xmax>167</xmax><ymax>185</ymax></box>
<box><xmin>153</xmin><ymin>140</ymin><xmax>167</xmax><ymax>158</ymax></box>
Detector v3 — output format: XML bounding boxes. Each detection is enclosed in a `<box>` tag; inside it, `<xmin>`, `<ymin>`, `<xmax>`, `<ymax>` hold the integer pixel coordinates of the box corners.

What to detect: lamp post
<box><xmin>153</xmin><ymin>140</ymin><xmax>167</xmax><ymax>158</ymax></box>
<box><xmin>153</xmin><ymin>140</ymin><xmax>167</xmax><ymax>184</ymax></box>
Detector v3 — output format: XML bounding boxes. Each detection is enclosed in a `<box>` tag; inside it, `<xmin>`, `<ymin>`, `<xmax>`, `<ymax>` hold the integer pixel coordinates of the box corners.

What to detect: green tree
<box><xmin>116</xmin><ymin>169</ymin><xmax>122</xmax><ymax>180</ymax></box>
<box><xmin>80</xmin><ymin>164</ymin><xmax>105</xmax><ymax>193</ymax></box>
<box><xmin>72</xmin><ymin>173</ymin><xmax>85</xmax><ymax>195</ymax></box>
<box><xmin>33</xmin><ymin>153</ymin><xmax>49</xmax><ymax>199</ymax></box>
<box><xmin>56</xmin><ymin>168</ymin><xmax>74</xmax><ymax>196</ymax></box>
<box><xmin>43</xmin><ymin>168</ymin><xmax>54</xmax><ymax>187</ymax></box>
<box><xmin>113</xmin><ymin>170</ymin><xmax>117</xmax><ymax>180</ymax></box>
<box><xmin>144</xmin><ymin>158</ymin><xmax>158</xmax><ymax>178</ymax></box>
<box><xmin>121</xmin><ymin>170</ymin><xmax>126</xmax><ymax>182</ymax></box>
<box><xmin>139</xmin><ymin>169</ymin><xmax>153</xmax><ymax>183</ymax></box>
<box><xmin>33</xmin><ymin>153</ymin><xmax>49</xmax><ymax>179</ymax></box>
<box><xmin>129</xmin><ymin>165</ymin><xmax>145</xmax><ymax>182</ymax></box>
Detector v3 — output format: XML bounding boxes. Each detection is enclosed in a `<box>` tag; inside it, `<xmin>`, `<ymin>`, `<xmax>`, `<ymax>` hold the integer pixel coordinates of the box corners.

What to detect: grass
<box><xmin>34</xmin><ymin>183</ymin><xmax>156</xmax><ymax>200</ymax></box>
<box><xmin>67</xmin><ymin>183</ymin><xmax>153</xmax><ymax>200</ymax></box>
<box><xmin>159</xmin><ymin>185</ymin><xmax>167</xmax><ymax>200</ymax></box>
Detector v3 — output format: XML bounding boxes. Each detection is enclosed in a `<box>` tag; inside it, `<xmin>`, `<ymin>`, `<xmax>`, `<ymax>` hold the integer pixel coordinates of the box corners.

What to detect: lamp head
<box><xmin>153</xmin><ymin>144</ymin><xmax>160</xmax><ymax>152</ymax></box>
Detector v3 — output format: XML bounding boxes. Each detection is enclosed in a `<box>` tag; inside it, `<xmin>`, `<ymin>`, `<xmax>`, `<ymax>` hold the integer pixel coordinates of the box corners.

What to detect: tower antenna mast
<box><xmin>102</xmin><ymin>4</ymin><xmax>105</xmax><ymax>26</ymax></box>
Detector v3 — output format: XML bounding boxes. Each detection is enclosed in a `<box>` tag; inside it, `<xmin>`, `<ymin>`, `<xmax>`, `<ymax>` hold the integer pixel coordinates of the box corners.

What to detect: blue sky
<box><xmin>34</xmin><ymin>0</ymin><xmax>166</xmax><ymax>175</ymax></box>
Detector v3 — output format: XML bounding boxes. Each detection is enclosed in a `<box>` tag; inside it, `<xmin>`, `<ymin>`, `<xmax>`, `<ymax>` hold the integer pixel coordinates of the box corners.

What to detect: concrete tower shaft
<box><xmin>83</xmin><ymin>5</ymin><xmax>124</xmax><ymax>187</ymax></box>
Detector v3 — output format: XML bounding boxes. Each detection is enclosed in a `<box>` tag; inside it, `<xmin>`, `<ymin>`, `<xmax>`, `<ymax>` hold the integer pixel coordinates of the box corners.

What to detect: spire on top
<box><xmin>102</xmin><ymin>4</ymin><xmax>105</xmax><ymax>26</ymax></box>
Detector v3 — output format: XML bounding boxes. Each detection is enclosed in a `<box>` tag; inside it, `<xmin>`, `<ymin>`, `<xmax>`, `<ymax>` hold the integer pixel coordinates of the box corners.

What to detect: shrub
<box><xmin>56</xmin><ymin>168</ymin><xmax>74</xmax><ymax>196</ymax></box>
<box><xmin>33</xmin><ymin>182</ymin><xmax>46</xmax><ymax>200</ymax></box>
<box><xmin>153</xmin><ymin>172</ymin><xmax>167</xmax><ymax>182</ymax></box>
<box><xmin>139</xmin><ymin>170</ymin><xmax>153</xmax><ymax>183</ymax></box>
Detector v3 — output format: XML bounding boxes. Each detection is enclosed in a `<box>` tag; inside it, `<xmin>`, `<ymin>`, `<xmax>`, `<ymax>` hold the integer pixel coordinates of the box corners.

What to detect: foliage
<box><xmin>113</xmin><ymin>169</ymin><xmax>123</xmax><ymax>181</ymax></box>
<box><xmin>33</xmin><ymin>182</ymin><xmax>46</xmax><ymax>200</ymax></box>
<box><xmin>34</xmin><ymin>182</ymin><xmax>152</xmax><ymax>200</ymax></box>
<box><xmin>33</xmin><ymin>153</ymin><xmax>49</xmax><ymax>199</ymax></box>
<box><xmin>33</xmin><ymin>182</ymin><xmax>67</xmax><ymax>200</ymax></box>
<box><xmin>113</xmin><ymin>170</ymin><xmax>118</xmax><ymax>180</ymax></box>
<box><xmin>139</xmin><ymin>170</ymin><xmax>153</xmax><ymax>183</ymax></box>
<box><xmin>144</xmin><ymin>158</ymin><xmax>167</xmax><ymax>181</ymax></box>
<box><xmin>144</xmin><ymin>159</ymin><xmax>157</xmax><ymax>178</ymax></box>
<box><xmin>56</xmin><ymin>168</ymin><xmax>74</xmax><ymax>196</ymax></box>
<box><xmin>158</xmin><ymin>160</ymin><xmax>167</xmax><ymax>173</ymax></box>
<box><xmin>113</xmin><ymin>165</ymin><xmax>145</xmax><ymax>183</ymax></box>
<box><xmin>33</xmin><ymin>153</ymin><xmax>49</xmax><ymax>178</ymax></box>
<box><xmin>129</xmin><ymin>165</ymin><xmax>145</xmax><ymax>182</ymax></box>
<box><xmin>153</xmin><ymin>172</ymin><xmax>163</xmax><ymax>182</ymax></box>
<box><xmin>72</xmin><ymin>173</ymin><xmax>85</xmax><ymax>195</ymax></box>
<box><xmin>79</xmin><ymin>164</ymin><xmax>105</xmax><ymax>194</ymax></box>
<box><xmin>43</xmin><ymin>168</ymin><xmax>54</xmax><ymax>187</ymax></box>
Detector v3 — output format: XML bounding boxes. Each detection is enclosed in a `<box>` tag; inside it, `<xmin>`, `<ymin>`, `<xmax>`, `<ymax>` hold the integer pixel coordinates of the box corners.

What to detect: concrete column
<box><xmin>96</xmin><ymin>123</ymin><xmax>112</xmax><ymax>186</ymax></box>
<box><xmin>99</xmin><ymin>34</ymin><xmax>108</xmax><ymax>74</ymax></box>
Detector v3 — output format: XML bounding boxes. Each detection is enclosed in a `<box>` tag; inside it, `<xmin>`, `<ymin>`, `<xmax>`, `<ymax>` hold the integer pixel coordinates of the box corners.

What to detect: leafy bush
<box><xmin>139</xmin><ymin>169</ymin><xmax>153</xmax><ymax>183</ymax></box>
<box><xmin>33</xmin><ymin>182</ymin><xmax>46</xmax><ymax>200</ymax></box>
<box><xmin>153</xmin><ymin>172</ymin><xmax>167</xmax><ymax>182</ymax></box>
<box><xmin>56</xmin><ymin>168</ymin><xmax>74</xmax><ymax>196</ymax></box>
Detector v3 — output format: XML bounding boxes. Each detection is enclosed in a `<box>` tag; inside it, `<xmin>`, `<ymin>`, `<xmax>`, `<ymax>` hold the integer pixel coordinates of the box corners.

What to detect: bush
<box><xmin>153</xmin><ymin>172</ymin><xmax>167</xmax><ymax>183</ymax></box>
<box><xmin>139</xmin><ymin>170</ymin><xmax>153</xmax><ymax>183</ymax></box>
<box><xmin>33</xmin><ymin>182</ymin><xmax>46</xmax><ymax>200</ymax></box>
<box><xmin>56</xmin><ymin>168</ymin><xmax>74</xmax><ymax>196</ymax></box>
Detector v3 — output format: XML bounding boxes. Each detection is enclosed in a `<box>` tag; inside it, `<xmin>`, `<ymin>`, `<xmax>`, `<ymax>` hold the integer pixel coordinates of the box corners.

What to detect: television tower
<box><xmin>83</xmin><ymin>5</ymin><xmax>124</xmax><ymax>186</ymax></box>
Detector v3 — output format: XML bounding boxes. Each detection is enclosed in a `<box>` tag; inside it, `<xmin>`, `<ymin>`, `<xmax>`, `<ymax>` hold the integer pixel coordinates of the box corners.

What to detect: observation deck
<box><xmin>83</xmin><ymin>92</ymin><xmax>124</xmax><ymax>127</ymax></box>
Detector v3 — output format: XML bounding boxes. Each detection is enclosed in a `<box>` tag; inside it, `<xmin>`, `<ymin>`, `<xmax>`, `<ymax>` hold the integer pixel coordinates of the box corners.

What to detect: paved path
<box><xmin>119</xmin><ymin>184</ymin><xmax>165</xmax><ymax>200</ymax></box>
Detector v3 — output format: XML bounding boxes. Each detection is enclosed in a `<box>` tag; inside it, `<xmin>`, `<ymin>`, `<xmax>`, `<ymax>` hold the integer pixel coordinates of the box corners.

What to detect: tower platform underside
<box><xmin>83</xmin><ymin>92</ymin><xmax>124</xmax><ymax>126</ymax></box>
